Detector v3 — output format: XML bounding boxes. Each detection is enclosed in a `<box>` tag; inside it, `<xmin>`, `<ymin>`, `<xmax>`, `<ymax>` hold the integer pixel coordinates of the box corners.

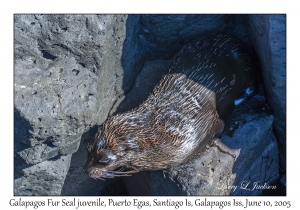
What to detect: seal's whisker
<box><xmin>92</xmin><ymin>175</ymin><xmax>105</xmax><ymax>181</ymax></box>
<box><xmin>117</xmin><ymin>167</ymin><xmax>124</xmax><ymax>172</ymax></box>
<box><xmin>126</xmin><ymin>169</ymin><xmax>139</xmax><ymax>173</ymax></box>
<box><xmin>107</xmin><ymin>170</ymin><xmax>136</xmax><ymax>174</ymax></box>
<box><xmin>109</xmin><ymin>173</ymin><xmax>132</xmax><ymax>177</ymax></box>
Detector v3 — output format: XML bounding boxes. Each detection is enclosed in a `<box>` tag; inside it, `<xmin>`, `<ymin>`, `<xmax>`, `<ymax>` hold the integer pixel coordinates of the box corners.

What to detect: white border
<box><xmin>2</xmin><ymin>0</ymin><xmax>298</xmax><ymax>208</ymax></box>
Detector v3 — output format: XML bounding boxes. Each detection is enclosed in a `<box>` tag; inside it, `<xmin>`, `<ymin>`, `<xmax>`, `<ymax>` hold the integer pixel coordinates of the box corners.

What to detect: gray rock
<box><xmin>14</xmin><ymin>154</ymin><xmax>71</xmax><ymax>196</ymax></box>
<box><xmin>247</xmin><ymin>14</ymin><xmax>286</xmax><ymax>172</ymax></box>
<box><xmin>14</xmin><ymin>14</ymin><xmax>127</xmax><ymax>159</ymax></box>
<box><xmin>165</xmin><ymin>140</ymin><xmax>239</xmax><ymax>196</ymax></box>
<box><xmin>14</xmin><ymin>14</ymin><xmax>128</xmax><ymax>195</ymax></box>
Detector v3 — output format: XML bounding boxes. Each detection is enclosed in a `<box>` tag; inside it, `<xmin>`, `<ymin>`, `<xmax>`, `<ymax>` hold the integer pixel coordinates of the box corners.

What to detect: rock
<box><xmin>119</xmin><ymin>15</ymin><xmax>145</xmax><ymax>94</ymax></box>
<box><xmin>14</xmin><ymin>14</ymin><xmax>127</xmax><ymax>150</ymax></box>
<box><xmin>138</xmin><ymin>15</ymin><xmax>249</xmax><ymax>60</ymax></box>
<box><xmin>165</xmin><ymin>140</ymin><xmax>239</xmax><ymax>196</ymax></box>
<box><xmin>139</xmin><ymin>15</ymin><xmax>226</xmax><ymax>57</ymax></box>
<box><xmin>247</xmin><ymin>14</ymin><xmax>286</xmax><ymax>172</ymax></box>
<box><xmin>14</xmin><ymin>14</ymin><xmax>128</xmax><ymax>195</ymax></box>
<box><xmin>222</xmin><ymin>114</ymin><xmax>279</xmax><ymax>195</ymax></box>
<box><xmin>280</xmin><ymin>173</ymin><xmax>286</xmax><ymax>188</ymax></box>
<box><xmin>14</xmin><ymin>154</ymin><xmax>72</xmax><ymax>196</ymax></box>
<box><xmin>123</xmin><ymin>170</ymin><xmax>185</xmax><ymax>196</ymax></box>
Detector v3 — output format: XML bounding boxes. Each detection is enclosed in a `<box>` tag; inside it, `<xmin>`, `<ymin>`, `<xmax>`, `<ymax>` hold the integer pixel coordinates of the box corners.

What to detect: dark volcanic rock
<box><xmin>247</xmin><ymin>14</ymin><xmax>286</xmax><ymax>172</ymax></box>
<box><xmin>137</xmin><ymin>14</ymin><xmax>250</xmax><ymax>60</ymax></box>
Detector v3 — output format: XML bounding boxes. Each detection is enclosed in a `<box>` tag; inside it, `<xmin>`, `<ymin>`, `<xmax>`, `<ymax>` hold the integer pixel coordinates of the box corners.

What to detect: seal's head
<box><xmin>83</xmin><ymin>124</ymin><xmax>139</xmax><ymax>179</ymax></box>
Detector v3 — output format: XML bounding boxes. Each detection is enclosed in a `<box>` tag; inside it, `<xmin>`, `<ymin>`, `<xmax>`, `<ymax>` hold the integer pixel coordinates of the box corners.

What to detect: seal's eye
<box><xmin>98</xmin><ymin>158</ymin><xmax>111</xmax><ymax>165</ymax></box>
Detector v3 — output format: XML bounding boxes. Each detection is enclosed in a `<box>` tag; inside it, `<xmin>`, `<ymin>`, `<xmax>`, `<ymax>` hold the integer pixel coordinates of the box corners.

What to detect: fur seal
<box><xmin>83</xmin><ymin>34</ymin><xmax>257</xmax><ymax>179</ymax></box>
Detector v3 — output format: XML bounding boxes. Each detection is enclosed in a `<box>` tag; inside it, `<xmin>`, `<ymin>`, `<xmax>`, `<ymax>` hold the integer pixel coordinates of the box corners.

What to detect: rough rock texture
<box><xmin>166</xmin><ymin>143</ymin><xmax>239</xmax><ymax>196</ymax></box>
<box><xmin>14</xmin><ymin>154</ymin><xmax>71</xmax><ymax>196</ymax></box>
<box><xmin>14</xmin><ymin>14</ymin><xmax>128</xmax><ymax>195</ymax></box>
<box><xmin>247</xmin><ymin>15</ymin><xmax>286</xmax><ymax>172</ymax></box>
<box><xmin>14</xmin><ymin>14</ymin><xmax>285</xmax><ymax>196</ymax></box>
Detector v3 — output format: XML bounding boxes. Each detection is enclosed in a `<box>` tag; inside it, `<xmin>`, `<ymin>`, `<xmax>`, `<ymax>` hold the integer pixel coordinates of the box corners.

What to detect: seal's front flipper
<box><xmin>213</xmin><ymin>119</ymin><xmax>224</xmax><ymax>138</ymax></box>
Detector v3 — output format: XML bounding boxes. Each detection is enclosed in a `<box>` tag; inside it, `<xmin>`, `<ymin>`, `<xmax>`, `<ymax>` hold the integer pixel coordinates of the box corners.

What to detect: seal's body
<box><xmin>83</xmin><ymin>34</ymin><xmax>257</xmax><ymax>179</ymax></box>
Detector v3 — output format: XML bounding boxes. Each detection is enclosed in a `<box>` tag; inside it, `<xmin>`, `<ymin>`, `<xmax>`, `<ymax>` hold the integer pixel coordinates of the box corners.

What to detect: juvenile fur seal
<box><xmin>83</xmin><ymin>34</ymin><xmax>257</xmax><ymax>179</ymax></box>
